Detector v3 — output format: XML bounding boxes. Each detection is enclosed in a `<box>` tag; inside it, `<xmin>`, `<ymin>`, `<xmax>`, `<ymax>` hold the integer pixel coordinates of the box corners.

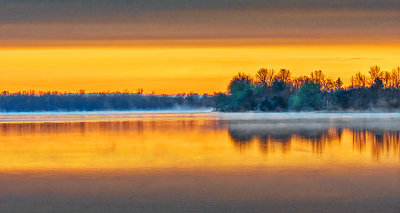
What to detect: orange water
<box><xmin>0</xmin><ymin>112</ymin><xmax>399</xmax><ymax>212</ymax></box>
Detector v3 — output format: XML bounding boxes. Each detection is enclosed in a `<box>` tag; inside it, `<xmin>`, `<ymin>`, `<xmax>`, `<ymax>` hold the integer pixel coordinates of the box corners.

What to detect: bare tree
<box><xmin>324</xmin><ymin>78</ymin><xmax>335</xmax><ymax>91</ymax></box>
<box><xmin>391</xmin><ymin>66</ymin><xmax>400</xmax><ymax>88</ymax></box>
<box><xmin>292</xmin><ymin>76</ymin><xmax>310</xmax><ymax>88</ymax></box>
<box><xmin>382</xmin><ymin>71</ymin><xmax>391</xmax><ymax>88</ymax></box>
<box><xmin>276</xmin><ymin>69</ymin><xmax>291</xmax><ymax>83</ymax></box>
<box><xmin>353</xmin><ymin>71</ymin><xmax>367</xmax><ymax>87</ymax></box>
<box><xmin>310</xmin><ymin>70</ymin><xmax>326</xmax><ymax>86</ymax></box>
<box><xmin>368</xmin><ymin>65</ymin><xmax>382</xmax><ymax>85</ymax></box>
<box><xmin>335</xmin><ymin>78</ymin><xmax>343</xmax><ymax>89</ymax></box>
<box><xmin>255</xmin><ymin>68</ymin><xmax>275</xmax><ymax>87</ymax></box>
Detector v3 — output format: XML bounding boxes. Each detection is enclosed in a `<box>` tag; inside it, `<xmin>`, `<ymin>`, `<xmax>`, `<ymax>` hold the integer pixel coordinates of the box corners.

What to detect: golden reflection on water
<box><xmin>0</xmin><ymin>115</ymin><xmax>398</xmax><ymax>172</ymax></box>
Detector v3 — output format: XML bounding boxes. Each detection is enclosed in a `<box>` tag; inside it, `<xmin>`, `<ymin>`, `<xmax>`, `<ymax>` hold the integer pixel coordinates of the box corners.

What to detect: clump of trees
<box><xmin>217</xmin><ymin>66</ymin><xmax>400</xmax><ymax>111</ymax></box>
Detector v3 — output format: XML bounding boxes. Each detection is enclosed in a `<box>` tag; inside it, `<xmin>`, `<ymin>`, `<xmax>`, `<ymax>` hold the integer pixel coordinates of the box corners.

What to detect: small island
<box><xmin>216</xmin><ymin>65</ymin><xmax>400</xmax><ymax>112</ymax></box>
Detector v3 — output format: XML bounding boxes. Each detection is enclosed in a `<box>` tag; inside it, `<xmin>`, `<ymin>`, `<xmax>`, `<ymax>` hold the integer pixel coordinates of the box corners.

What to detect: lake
<box><xmin>0</xmin><ymin>112</ymin><xmax>399</xmax><ymax>213</ymax></box>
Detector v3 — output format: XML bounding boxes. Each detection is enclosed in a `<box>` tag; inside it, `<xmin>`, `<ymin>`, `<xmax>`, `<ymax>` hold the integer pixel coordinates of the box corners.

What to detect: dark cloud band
<box><xmin>0</xmin><ymin>0</ymin><xmax>398</xmax><ymax>42</ymax></box>
<box><xmin>1</xmin><ymin>0</ymin><xmax>398</xmax><ymax>23</ymax></box>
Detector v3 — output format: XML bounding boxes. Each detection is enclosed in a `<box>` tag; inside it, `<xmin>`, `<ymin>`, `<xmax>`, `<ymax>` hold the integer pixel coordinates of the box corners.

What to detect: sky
<box><xmin>0</xmin><ymin>0</ymin><xmax>399</xmax><ymax>94</ymax></box>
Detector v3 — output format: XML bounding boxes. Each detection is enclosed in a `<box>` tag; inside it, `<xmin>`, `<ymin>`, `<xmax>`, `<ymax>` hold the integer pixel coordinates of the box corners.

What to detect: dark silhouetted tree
<box><xmin>289</xmin><ymin>82</ymin><xmax>323</xmax><ymax>111</ymax></box>
<box><xmin>228</xmin><ymin>73</ymin><xmax>257</xmax><ymax>111</ymax></box>
<box><xmin>335</xmin><ymin>78</ymin><xmax>343</xmax><ymax>89</ymax></box>
<box><xmin>371</xmin><ymin>78</ymin><xmax>383</xmax><ymax>90</ymax></box>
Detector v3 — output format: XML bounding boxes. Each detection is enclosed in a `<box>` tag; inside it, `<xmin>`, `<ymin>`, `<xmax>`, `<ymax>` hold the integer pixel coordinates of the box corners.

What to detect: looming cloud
<box><xmin>0</xmin><ymin>0</ymin><xmax>399</xmax><ymax>44</ymax></box>
<box><xmin>1</xmin><ymin>0</ymin><xmax>399</xmax><ymax>13</ymax></box>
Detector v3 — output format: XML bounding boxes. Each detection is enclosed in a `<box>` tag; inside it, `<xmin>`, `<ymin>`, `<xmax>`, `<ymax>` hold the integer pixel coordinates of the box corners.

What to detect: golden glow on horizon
<box><xmin>1</xmin><ymin>43</ymin><xmax>400</xmax><ymax>94</ymax></box>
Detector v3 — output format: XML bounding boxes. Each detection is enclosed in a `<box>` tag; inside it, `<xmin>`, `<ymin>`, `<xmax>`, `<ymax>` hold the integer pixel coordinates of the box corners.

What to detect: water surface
<box><xmin>0</xmin><ymin>112</ymin><xmax>399</xmax><ymax>213</ymax></box>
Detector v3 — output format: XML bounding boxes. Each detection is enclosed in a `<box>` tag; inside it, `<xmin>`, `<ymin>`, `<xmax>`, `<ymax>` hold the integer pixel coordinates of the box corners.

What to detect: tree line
<box><xmin>1</xmin><ymin>65</ymin><xmax>400</xmax><ymax>112</ymax></box>
<box><xmin>0</xmin><ymin>93</ymin><xmax>217</xmax><ymax>112</ymax></box>
<box><xmin>216</xmin><ymin>66</ymin><xmax>400</xmax><ymax>111</ymax></box>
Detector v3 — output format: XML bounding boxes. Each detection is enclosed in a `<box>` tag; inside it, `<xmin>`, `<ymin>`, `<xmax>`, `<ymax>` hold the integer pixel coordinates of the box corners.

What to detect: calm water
<box><xmin>0</xmin><ymin>112</ymin><xmax>399</xmax><ymax>213</ymax></box>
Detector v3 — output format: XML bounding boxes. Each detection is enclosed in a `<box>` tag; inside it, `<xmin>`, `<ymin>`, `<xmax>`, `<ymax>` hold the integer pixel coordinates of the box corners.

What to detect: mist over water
<box><xmin>0</xmin><ymin>112</ymin><xmax>399</xmax><ymax>212</ymax></box>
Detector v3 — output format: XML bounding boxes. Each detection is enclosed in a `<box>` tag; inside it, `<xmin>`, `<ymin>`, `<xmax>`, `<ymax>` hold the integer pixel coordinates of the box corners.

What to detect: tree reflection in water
<box><xmin>0</xmin><ymin>118</ymin><xmax>398</xmax><ymax>163</ymax></box>
<box><xmin>352</xmin><ymin>129</ymin><xmax>400</xmax><ymax>160</ymax></box>
<box><xmin>228</xmin><ymin>121</ymin><xmax>400</xmax><ymax>159</ymax></box>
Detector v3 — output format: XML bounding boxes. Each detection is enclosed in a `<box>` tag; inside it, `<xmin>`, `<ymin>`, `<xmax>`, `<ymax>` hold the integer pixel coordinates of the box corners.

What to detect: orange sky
<box><xmin>1</xmin><ymin>1</ymin><xmax>399</xmax><ymax>94</ymax></box>
<box><xmin>1</xmin><ymin>41</ymin><xmax>400</xmax><ymax>94</ymax></box>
